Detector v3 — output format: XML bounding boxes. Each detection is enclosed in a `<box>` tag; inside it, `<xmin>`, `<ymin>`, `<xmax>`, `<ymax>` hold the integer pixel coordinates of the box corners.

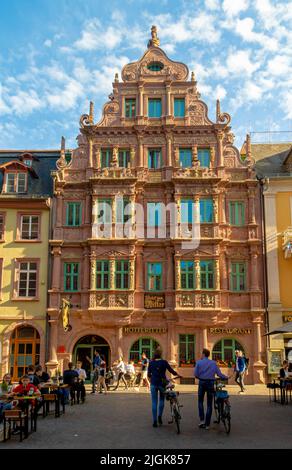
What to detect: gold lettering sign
<box><xmin>283</xmin><ymin>315</ymin><xmax>292</xmax><ymax>323</ymax></box>
<box><xmin>144</xmin><ymin>294</ymin><xmax>165</xmax><ymax>309</ymax></box>
<box><xmin>209</xmin><ymin>328</ymin><xmax>252</xmax><ymax>335</ymax></box>
<box><xmin>123</xmin><ymin>327</ymin><xmax>167</xmax><ymax>334</ymax></box>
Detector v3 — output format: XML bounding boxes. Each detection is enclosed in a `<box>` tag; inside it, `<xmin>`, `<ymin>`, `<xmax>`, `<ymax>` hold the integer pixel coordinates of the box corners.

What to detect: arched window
<box><xmin>10</xmin><ymin>326</ymin><xmax>40</xmax><ymax>380</ymax></box>
<box><xmin>129</xmin><ymin>338</ymin><xmax>160</xmax><ymax>363</ymax></box>
<box><xmin>147</xmin><ymin>62</ymin><xmax>164</xmax><ymax>72</ymax></box>
<box><xmin>212</xmin><ymin>338</ymin><xmax>245</xmax><ymax>367</ymax></box>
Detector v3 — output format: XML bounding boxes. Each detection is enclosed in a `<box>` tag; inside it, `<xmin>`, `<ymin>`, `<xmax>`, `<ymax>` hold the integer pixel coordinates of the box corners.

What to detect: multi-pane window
<box><xmin>101</xmin><ymin>149</ymin><xmax>113</xmax><ymax>167</ymax></box>
<box><xmin>97</xmin><ymin>199</ymin><xmax>112</xmax><ymax>224</ymax></box>
<box><xmin>0</xmin><ymin>213</ymin><xmax>5</xmax><ymax>240</ymax></box>
<box><xmin>198</xmin><ymin>148</ymin><xmax>210</xmax><ymax>167</ymax></box>
<box><xmin>96</xmin><ymin>261</ymin><xmax>110</xmax><ymax>289</ymax></box>
<box><xmin>179</xmin><ymin>334</ymin><xmax>195</xmax><ymax>366</ymax></box>
<box><xmin>64</xmin><ymin>263</ymin><xmax>79</xmax><ymax>292</ymax></box>
<box><xmin>179</xmin><ymin>148</ymin><xmax>192</xmax><ymax>167</ymax></box>
<box><xmin>200</xmin><ymin>199</ymin><xmax>213</xmax><ymax>223</ymax></box>
<box><xmin>5</xmin><ymin>173</ymin><xmax>27</xmax><ymax>193</ymax></box>
<box><xmin>116</xmin><ymin>198</ymin><xmax>131</xmax><ymax>224</ymax></box>
<box><xmin>129</xmin><ymin>338</ymin><xmax>159</xmax><ymax>363</ymax></box>
<box><xmin>231</xmin><ymin>262</ymin><xmax>246</xmax><ymax>291</ymax></box>
<box><xmin>20</xmin><ymin>215</ymin><xmax>39</xmax><ymax>240</ymax></box>
<box><xmin>148</xmin><ymin>149</ymin><xmax>161</xmax><ymax>169</ymax></box>
<box><xmin>18</xmin><ymin>261</ymin><xmax>37</xmax><ymax>297</ymax></box>
<box><xmin>115</xmin><ymin>260</ymin><xmax>129</xmax><ymax>289</ymax></box>
<box><xmin>229</xmin><ymin>202</ymin><xmax>245</xmax><ymax>226</ymax></box>
<box><xmin>10</xmin><ymin>326</ymin><xmax>40</xmax><ymax>380</ymax></box>
<box><xmin>118</xmin><ymin>149</ymin><xmax>130</xmax><ymax>167</ymax></box>
<box><xmin>181</xmin><ymin>199</ymin><xmax>194</xmax><ymax>224</ymax></box>
<box><xmin>66</xmin><ymin>202</ymin><xmax>82</xmax><ymax>227</ymax></box>
<box><xmin>174</xmin><ymin>98</ymin><xmax>185</xmax><ymax>117</ymax></box>
<box><xmin>212</xmin><ymin>339</ymin><xmax>244</xmax><ymax>365</ymax></box>
<box><xmin>200</xmin><ymin>260</ymin><xmax>214</xmax><ymax>289</ymax></box>
<box><xmin>147</xmin><ymin>202</ymin><xmax>162</xmax><ymax>227</ymax></box>
<box><xmin>125</xmin><ymin>99</ymin><xmax>136</xmax><ymax>118</ymax></box>
<box><xmin>148</xmin><ymin>99</ymin><xmax>162</xmax><ymax>117</ymax></box>
<box><xmin>180</xmin><ymin>261</ymin><xmax>194</xmax><ymax>289</ymax></box>
<box><xmin>147</xmin><ymin>262</ymin><xmax>162</xmax><ymax>291</ymax></box>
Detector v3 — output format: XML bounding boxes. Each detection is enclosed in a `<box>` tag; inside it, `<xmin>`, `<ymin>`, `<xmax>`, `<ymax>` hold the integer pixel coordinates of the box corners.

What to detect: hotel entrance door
<box><xmin>73</xmin><ymin>335</ymin><xmax>111</xmax><ymax>381</ymax></box>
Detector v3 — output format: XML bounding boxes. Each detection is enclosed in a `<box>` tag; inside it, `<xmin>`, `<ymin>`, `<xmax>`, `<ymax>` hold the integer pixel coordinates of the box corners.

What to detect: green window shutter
<box><xmin>200</xmin><ymin>199</ymin><xmax>213</xmax><ymax>223</ymax></box>
<box><xmin>96</xmin><ymin>260</ymin><xmax>110</xmax><ymax>289</ymax></box>
<box><xmin>125</xmin><ymin>99</ymin><xmax>136</xmax><ymax>118</ymax></box>
<box><xmin>179</xmin><ymin>148</ymin><xmax>192</xmax><ymax>167</ymax></box>
<box><xmin>231</xmin><ymin>262</ymin><xmax>246</xmax><ymax>291</ymax></box>
<box><xmin>101</xmin><ymin>149</ymin><xmax>112</xmax><ymax>167</ymax></box>
<box><xmin>229</xmin><ymin>202</ymin><xmax>245</xmax><ymax>226</ymax></box>
<box><xmin>180</xmin><ymin>261</ymin><xmax>194</xmax><ymax>289</ymax></box>
<box><xmin>198</xmin><ymin>148</ymin><xmax>210</xmax><ymax>167</ymax></box>
<box><xmin>115</xmin><ymin>260</ymin><xmax>129</xmax><ymax>289</ymax></box>
<box><xmin>66</xmin><ymin>203</ymin><xmax>82</xmax><ymax>226</ymax></box>
<box><xmin>148</xmin><ymin>99</ymin><xmax>162</xmax><ymax>117</ymax></box>
<box><xmin>147</xmin><ymin>262</ymin><xmax>162</xmax><ymax>291</ymax></box>
<box><xmin>64</xmin><ymin>263</ymin><xmax>79</xmax><ymax>292</ymax></box>
<box><xmin>148</xmin><ymin>149</ymin><xmax>161</xmax><ymax>169</ymax></box>
<box><xmin>118</xmin><ymin>149</ymin><xmax>130</xmax><ymax>167</ymax></box>
<box><xmin>200</xmin><ymin>260</ymin><xmax>214</xmax><ymax>289</ymax></box>
<box><xmin>174</xmin><ymin>98</ymin><xmax>185</xmax><ymax>117</ymax></box>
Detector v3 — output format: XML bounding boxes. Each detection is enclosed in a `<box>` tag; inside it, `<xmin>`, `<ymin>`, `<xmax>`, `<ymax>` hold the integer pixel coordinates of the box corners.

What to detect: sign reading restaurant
<box><xmin>209</xmin><ymin>328</ymin><xmax>252</xmax><ymax>335</ymax></box>
<box><xmin>144</xmin><ymin>294</ymin><xmax>165</xmax><ymax>309</ymax></box>
<box><xmin>123</xmin><ymin>327</ymin><xmax>167</xmax><ymax>334</ymax></box>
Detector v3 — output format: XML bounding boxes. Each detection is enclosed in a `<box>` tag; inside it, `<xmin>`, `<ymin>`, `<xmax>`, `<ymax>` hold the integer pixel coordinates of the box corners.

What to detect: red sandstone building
<box><xmin>47</xmin><ymin>28</ymin><xmax>266</xmax><ymax>383</ymax></box>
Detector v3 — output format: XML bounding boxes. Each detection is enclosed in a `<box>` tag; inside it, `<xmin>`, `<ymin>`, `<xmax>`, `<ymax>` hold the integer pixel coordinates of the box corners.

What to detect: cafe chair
<box><xmin>3</xmin><ymin>409</ymin><xmax>29</xmax><ymax>442</ymax></box>
<box><xmin>266</xmin><ymin>381</ymin><xmax>281</xmax><ymax>403</ymax></box>
<box><xmin>42</xmin><ymin>394</ymin><xmax>60</xmax><ymax>418</ymax></box>
<box><xmin>285</xmin><ymin>383</ymin><xmax>292</xmax><ymax>403</ymax></box>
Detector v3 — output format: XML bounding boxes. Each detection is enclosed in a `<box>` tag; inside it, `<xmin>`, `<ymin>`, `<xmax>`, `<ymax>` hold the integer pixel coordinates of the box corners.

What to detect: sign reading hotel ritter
<box><xmin>209</xmin><ymin>328</ymin><xmax>252</xmax><ymax>335</ymax></box>
<box><xmin>144</xmin><ymin>294</ymin><xmax>165</xmax><ymax>309</ymax></box>
<box><xmin>123</xmin><ymin>327</ymin><xmax>167</xmax><ymax>334</ymax></box>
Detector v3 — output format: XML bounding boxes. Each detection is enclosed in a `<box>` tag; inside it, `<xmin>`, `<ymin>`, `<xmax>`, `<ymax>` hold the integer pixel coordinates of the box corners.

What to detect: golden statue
<box><xmin>61</xmin><ymin>298</ymin><xmax>72</xmax><ymax>332</ymax></box>
<box><xmin>147</xmin><ymin>25</ymin><xmax>160</xmax><ymax>48</ymax></box>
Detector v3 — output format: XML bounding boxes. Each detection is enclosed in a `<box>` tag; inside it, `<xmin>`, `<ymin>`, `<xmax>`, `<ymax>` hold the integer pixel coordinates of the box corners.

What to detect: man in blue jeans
<box><xmin>194</xmin><ymin>348</ymin><xmax>228</xmax><ymax>430</ymax></box>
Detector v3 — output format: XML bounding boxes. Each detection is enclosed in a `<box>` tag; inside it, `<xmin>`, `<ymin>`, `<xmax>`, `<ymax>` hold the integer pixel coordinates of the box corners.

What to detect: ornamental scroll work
<box><xmin>90</xmin><ymin>293</ymin><xmax>134</xmax><ymax>309</ymax></box>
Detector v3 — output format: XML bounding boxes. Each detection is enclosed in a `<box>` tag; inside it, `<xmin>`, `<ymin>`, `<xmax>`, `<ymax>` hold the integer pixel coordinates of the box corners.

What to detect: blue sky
<box><xmin>0</xmin><ymin>0</ymin><xmax>292</xmax><ymax>150</ymax></box>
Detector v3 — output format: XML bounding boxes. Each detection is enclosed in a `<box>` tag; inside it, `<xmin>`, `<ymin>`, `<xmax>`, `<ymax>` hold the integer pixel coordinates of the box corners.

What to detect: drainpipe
<box><xmin>45</xmin><ymin>195</ymin><xmax>54</xmax><ymax>365</ymax></box>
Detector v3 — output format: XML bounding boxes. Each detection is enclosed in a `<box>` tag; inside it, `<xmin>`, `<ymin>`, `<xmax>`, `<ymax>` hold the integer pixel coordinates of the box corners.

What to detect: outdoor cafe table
<box><xmin>10</xmin><ymin>395</ymin><xmax>41</xmax><ymax>432</ymax></box>
<box><xmin>278</xmin><ymin>377</ymin><xmax>292</xmax><ymax>405</ymax></box>
<box><xmin>41</xmin><ymin>383</ymin><xmax>69</xmax><ymax>415</ymax></box>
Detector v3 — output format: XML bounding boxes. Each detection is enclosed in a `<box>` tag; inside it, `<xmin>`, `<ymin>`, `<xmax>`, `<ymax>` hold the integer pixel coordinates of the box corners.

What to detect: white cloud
<box><xmin>233</xmin><ymin>17</ymin><xmax>278</xmax><ymax>51</ymax></box>
<box><xmin>214</xmin><ymin>84</ymin><xmax>227</xmax><ymax>100</ymax></box>
<box><xmin>8</xmin><ymin>89</ymin><xmax>43</xmax><ymax>115</ymax></box>
<box><xmin>226</xmin><ymin>49</ymin><xmax>260</xmax><ymax>76</ymax></box>
<box><xmin>44</xmin><ymin>39</ymin><xmax>52</xmax><ymax>48</ymax></box>
<box><xmin>74</xmin><ymin>19</ymin><xmax>123</xmax><ymax>51</ymax></box>
<box><xmin>204</xmin><ymin>0</ymin><xmax>220</xmax><ymax>10</ymax></box>
<box><xmin>222</xmin><ymin>0</ymin><xmax>249</xmax><ymax>17</ymax></box>
<box><xmin>266</xmin><ymin>55</ymin><xmax>291</xmax><ymax>77</ymax></box>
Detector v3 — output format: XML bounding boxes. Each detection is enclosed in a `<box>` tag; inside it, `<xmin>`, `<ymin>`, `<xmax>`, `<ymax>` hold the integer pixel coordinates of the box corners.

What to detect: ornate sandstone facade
<box><xmin>47</xmin><ymin>28</ymin><xmax>266</xmax><ymax>383</ymax></box>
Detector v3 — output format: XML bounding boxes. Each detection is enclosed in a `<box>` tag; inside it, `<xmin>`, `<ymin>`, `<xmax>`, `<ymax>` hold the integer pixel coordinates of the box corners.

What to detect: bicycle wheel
<box><xmin>214</xmin><ymin>398</ymin><xmax>220</xmax><ymax>423</ymax></box>
<box><xmin>173</xmin><ymin>403</ymin><xmax>181</xmax><ymax>434</ymax></box>
<box><xmin>222</xmin><ymin>402</ymin><xmax>231</xmax><ymax>434</ymax></box>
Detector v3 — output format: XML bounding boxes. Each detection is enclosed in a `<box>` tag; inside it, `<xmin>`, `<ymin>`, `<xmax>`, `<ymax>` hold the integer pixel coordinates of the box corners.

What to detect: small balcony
<box><xmin>283</xmin><ymin>227</ymin><xmax>292</xmax><ymax>259</ymax></box>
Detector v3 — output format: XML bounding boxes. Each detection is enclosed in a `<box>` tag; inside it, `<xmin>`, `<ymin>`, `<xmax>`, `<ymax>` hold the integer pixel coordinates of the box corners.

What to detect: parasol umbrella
<box><xmin>264</xmin><ymin>322</ymin><xmax>292</xmax><ymax>335</ymax></box>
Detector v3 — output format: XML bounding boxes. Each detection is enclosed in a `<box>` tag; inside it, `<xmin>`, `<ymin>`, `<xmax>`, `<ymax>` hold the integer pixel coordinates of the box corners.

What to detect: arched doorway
<box><xmin>10</xmin><ymin>325</ymin><xmax>40</xmax><ymax>380</ymax></box>
<box><xmin>212</xmin><ymin>338</ymin><xmax>245</xmax><ymax>367</ymax></box>
<box><xmin>129</xmin><ymin>337</ymin><xmax>160</xmax><ymax>363</ymax></box>
<box><xmin>73</xmin><ymin>335</ymin><xmax>111</xmax><ymax>380</ymax></box>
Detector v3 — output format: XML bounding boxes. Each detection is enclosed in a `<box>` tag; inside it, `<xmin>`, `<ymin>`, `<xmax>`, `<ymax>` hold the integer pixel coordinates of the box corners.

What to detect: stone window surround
<box><xmin>12</xmin><ymin>258</ymin><xmax>40</xmax><ymax>301</ymax></box>
<box><xmin>4</xmin><ymin>171</ymin><xmax>28</xmax><ymax>194</ymax></box>
<box><xmin>16</xmin><ymin>212</ymin><xmax>42</xmax><ymax>242</ymax></box>
<box><xmin>0</xmin><ymin>211</ymin><xmax>6</xmax><ymax>242</ymax></box>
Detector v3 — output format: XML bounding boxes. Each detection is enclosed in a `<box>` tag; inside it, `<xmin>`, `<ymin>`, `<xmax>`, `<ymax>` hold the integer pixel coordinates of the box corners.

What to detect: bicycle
<box><xmin>164</xmin><ymin>378</ymin><xmax>183</xmax><ymax>434</ymax></box>
<box><xmin>213</xmin><ymin>378</ymin><xmax>231</xmax><ymax>434</ymax></box>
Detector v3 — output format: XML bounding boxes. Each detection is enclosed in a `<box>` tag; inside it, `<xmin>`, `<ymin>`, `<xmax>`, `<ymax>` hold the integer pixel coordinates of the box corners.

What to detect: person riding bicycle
<box><xmin>194</xmin><ymin>348</ymin><xmax>228</xmax><ymax>430</ymax></box>
<box><xmin>147</xmin><ymin>347</ymin><xmax>181</xmax><ymax>428</ymax></box>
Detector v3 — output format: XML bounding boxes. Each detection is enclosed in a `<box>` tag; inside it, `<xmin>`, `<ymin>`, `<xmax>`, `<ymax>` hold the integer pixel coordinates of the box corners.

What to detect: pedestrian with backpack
<box><xmin>234</xmin><ymin>350</ymin><xmax>246</xmax><ymax>393</ymax></box>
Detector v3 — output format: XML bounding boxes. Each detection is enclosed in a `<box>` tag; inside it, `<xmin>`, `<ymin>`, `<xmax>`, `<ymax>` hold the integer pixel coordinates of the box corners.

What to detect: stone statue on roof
<box><xmin>147</xmin><ymin>25</ymin><xmax>160</xmax><ymax>48</ymax></box>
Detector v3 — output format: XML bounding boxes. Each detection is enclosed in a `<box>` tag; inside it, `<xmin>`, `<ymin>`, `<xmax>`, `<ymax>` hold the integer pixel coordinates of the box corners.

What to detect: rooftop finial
<box><xmin>216</xmin><ymin>99</ymin><xmax>221</xmax><ymax>123</ymax></box>
<box><xmin>147</xmin><ymin>25</ymin><xmax>160</xmax><ymax>48</ymax></box>
<box><xmin>61</xmin><ymin>136</ymin><xmax>65</xmax><ymax>151</ymax></box>
<box><xmin>114</xmin><ymin>72</ymin><xmax>119</xmax><ymax>83</ymax></box>
<box><xmin>191</xmin><ymin>71</ymin><xmax>195</xmax><ymax>82</ymax></box>
<box><xmin>89</xmin><ymin>101</ymin><xmax>94</xmax><ymax>124</ymax></box>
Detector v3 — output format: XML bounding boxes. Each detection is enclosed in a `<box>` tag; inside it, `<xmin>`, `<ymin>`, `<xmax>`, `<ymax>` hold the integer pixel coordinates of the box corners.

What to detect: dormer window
<box><xmin>147</xmin><ymin>62</ymin><xmax>164</xmax><ymax>71</ymax></box>
<box><xmin>5</xmin><ymin>172</ymin><xmax>27</xmax><ymax>193</ymax></box>
<box><xmin>24</xmin><ymin>159</ymin><xmax>32</xmax><ymax>167</ymax></box>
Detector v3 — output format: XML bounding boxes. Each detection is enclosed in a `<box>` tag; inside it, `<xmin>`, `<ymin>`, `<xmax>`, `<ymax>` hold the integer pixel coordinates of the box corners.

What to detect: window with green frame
<box><xmin>200</xmin><ymin>260</ymin><xmax>214</xmax><ymax>289</ymax></box>
<box><xmin>147</xmin><ymin>262</ymin><xmax>162</xmax><ymax>291</ymax></box>
<box><xmin>116</xmin><ymin>198</ymin><xmax>131</xmax><ymax>224</ymax></box>
<box><xmin>180</xmin><ymin>261</ymin><xmax>194</xmax><ymax>289</ymax></box>
<box><xmin>66</xmin><ymin>202</ymin><xmax>82</xmax><ymax>226</ymax></box>
<box><xmin>101</xmin><ymin>149</ymin><xmax>112</xmax><ymax>167</ymax></box>
<box><xmin>115</xmin><ymin>260</ymin><xmax>129</xmax><ymax>289</ymax></box>
<box><xmin>129</xmin><ymin>338</ymin><xmax>160</xmax><ymax>363</ymax></box>
<box><xmin>147</xmin><ymin>202</ymin><xmax>162</xmax><ymax>227</ymax></box>
<box><xmin>97</xmin><ymin>199</ymin><xmax>112</xmax><ymax>224</ymax></box>
<box><xmin>148</xmin><ymin>99</ymin><xmax>162</xmax><ymax>117</ymax></box>
<box><xmin>96</xmin><ymin>260</ymin><xmax>110</xmax><ymax>289</ymax></box>
<box><xmin>212</xmin><ymin>338</ymin><xmax>245</xmax><ymax>366</ymax></box>
<box><xmin>230</xmin><ymin>262</ymin><xmax>246</xmax><ymax>291</ymax></box>
<box><xmin>179</xmin><ymin>148</ymin><xmax>192</xmax><ymax>167</ymax></box>
<box><xmin>229</xmin><ymin>201</ymin><xmax>245</xmax><ymax>226</ymax></box>
<box><xmin>181</xmin><ymin>199</ymin><xmax>194</xmax><ymax>224</ymax></box>
<box><xmin>148</xmin><ymin>149</ymin><xmax>161</xmax><ymax>169</ymax></box>
<box><xmin>118</xmin><ymin>149</ymin><xmax>130</xmax><ymax>167</ymax></box>
<box><xmin>174</xmin><ymin>98</ymin><xmax>185</xmax><ymax>117</ymax></box>
<box><xmin>125</xmin><ymin>98</ymin><xmax>136</xmax><ymax>118</ymax></box>
<box><xmin>179</xmin><ymin>334</ymin><xmax>195</xmax><ymax>365</ymax></box>
<box><xmin>200</xmin><ymin>199</ymin><xmax>213</xmax><ymax>223</ymax></box>
<box><xmin>64</xmin><ymin>263</ymin><xmax>79</xmax><ymax>292</ymax></box>
<box><xmin>198</xmin><ymin>148</ymin><xmax>210</xmax><ymax>167</ymax></box>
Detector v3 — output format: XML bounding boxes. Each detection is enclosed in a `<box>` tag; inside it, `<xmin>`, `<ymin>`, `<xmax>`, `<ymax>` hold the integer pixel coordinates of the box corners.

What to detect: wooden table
<box><xmin>10</xmin><ymin>395</ymin><xmax>41</xmax><ymax>432</ymax></box>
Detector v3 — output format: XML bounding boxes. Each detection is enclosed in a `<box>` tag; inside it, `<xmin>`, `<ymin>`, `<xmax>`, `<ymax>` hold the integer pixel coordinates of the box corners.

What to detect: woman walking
<box><xmin>96</xmin><ymin>355</ymin><xmax>107</xmax><ymax>394</ymax></box>
<box><xmin>148</xmin><ymin>348</ymin><xmax>181</xmax><ymax>428</ymax></box>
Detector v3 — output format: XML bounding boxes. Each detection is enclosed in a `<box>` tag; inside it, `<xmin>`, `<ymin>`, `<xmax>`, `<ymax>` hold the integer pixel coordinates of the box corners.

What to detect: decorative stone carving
<box><xmin>188</xmin><ymin>100</ymin><xmax>213</xmax><ymax>125</ymax></box>
<box><xmin>201</xmin><ymin>293</ymin><xmax>215</xmax><ymax>307</ymax></box>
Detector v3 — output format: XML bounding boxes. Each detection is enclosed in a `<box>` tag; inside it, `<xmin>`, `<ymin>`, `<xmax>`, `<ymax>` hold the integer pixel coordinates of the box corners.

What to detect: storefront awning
<box><xmin>264</xmin><ymin>322</ymin><xmax>292</xmax><ymax>335</ymax></box>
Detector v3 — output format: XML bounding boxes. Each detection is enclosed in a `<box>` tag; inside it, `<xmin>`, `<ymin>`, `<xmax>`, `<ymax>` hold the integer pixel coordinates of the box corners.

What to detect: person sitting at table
<box><xmin>75</xmin><ymin>361</ymin><xmax>86</xmax><ymax>403</ymax></box>
<box><xmin>0</xmin><ymin>373</ymin><xmax>19</xmax><ymax>424</ymax></box>
<box><xmin>13</xmin><ymin>375</ymin><xmax>41</xmax><ymax>397</ymax></box>
<box><xmin>63</xmin><ymin>362</ymin><xmax>79</xmax><ymax>404</ymax></box>
<box><xmin>35</xmin><ymin>365</ymin><xmax>51</xmax><ymax>394</ymax></box>
<box><xmin>27</xmin><ymin>365</ymin><xmax>41</xmax><ymax>389</ymax></box>
<box><xmin>279</xmin><ymin>360</ymin><xmax>289</xmax><ymax>386</ymax></box>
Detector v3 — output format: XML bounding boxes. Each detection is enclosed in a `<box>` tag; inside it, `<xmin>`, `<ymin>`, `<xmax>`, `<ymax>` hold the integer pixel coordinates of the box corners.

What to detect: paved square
<box><xmin>1</xmin><ymin>386</ymin><xmax>291</xmax><ymax>449</ymax></box>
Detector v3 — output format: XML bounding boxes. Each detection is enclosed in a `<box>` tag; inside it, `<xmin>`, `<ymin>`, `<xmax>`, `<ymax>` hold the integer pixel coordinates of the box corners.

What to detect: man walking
<box><xmin>90</xmin><ymin>350</ymin><xmax>101</xmax><ymax>394</ymax></box>
<box><xmin>194</xmin><ymin>349</ymin><xmax>228</xmax><ymax>430</ymax></box>
<box><xmin>234</xmin><ymin>350</ymin><xmax>246</xmax><ymax>393</ymax></box>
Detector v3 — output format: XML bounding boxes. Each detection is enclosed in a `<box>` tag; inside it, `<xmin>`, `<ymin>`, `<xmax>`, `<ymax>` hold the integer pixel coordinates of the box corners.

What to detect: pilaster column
<box><xmin>109</xmin><ymin>258</ymin><xmax>115</xmax><ymax>290</ymax></box>
<box><xmin>202</xmin><ymin>328</ymin><xmax>208</xmax><ymax>349</ymax></box>
<box><xmin>112</xmin><ymin>147</ymin><xmax>118</xmax><ymax>167</ymax></box>
<box><xmin>210</xmin><ymin>147</ymin><xmax>215</xmax><ymax>168</ymax></box>
<box><xmin>215</xmin><ymin>259</ymin><xmax>220</xmax><ymax>290</ymax></box>
<box><xmin>195</xmin><ymin>259</ymin><xmax>200</xmax><ymax>290</ymax></box>
<box><xmin>51</xmin><ymin>247</ymin><xmax>62</xmax><ymax>291</ymax></box>
<box><xmin>89</xmin><ymin>139</ymin><xmax>93</xmax><ymax>168</ymax></box>
<box><xmin>250</xmin><ymin>251</ymin><xmax>259</xmax><ymax>290</ymax></box>
<box><xmin>135</xmin><ymin>248</ymin><xmax>144</xmax><ymax>291</ymax></box>
<box><xmin>138</xmin><ymin>85</ymin><xmax>144</xmax><ymax>116</ymax></box>
<box><xmin>221</xmin><ymin>192</ymin><xmax>226</xmax><ymax>224</ymax></box>
<box><xmin>175</xmin><ymin>258</ymin><xmax>181</xmax><ymax>290</ymax></box>
<box><xmin>49</xmin><ymin>319</ymin><xmax>58</xmax><ymax>363</ymax></box>
<box><xmin>85</xmin><ymin>194</ymin><xmax>91</xmax><ymax>225</ymax></box>
<box><xmin>129</xmin><ymin>258</ymin><xmax>135</xmax><ymax>290</ymax></box>
<box><xmin>216</xmin><ymin>131</ymin><xmax>224</xmax><ymax>167</ymax></box>
<box><xmin>194</xmin><ymin>196</ymin><xmax>200</xmax><ymax>224</ymax></box>
<box><xmin>167</xmin><ymin>136</ymin><xmax>172</xmax><ymax>166</ymax></box>
<box><xmin>95</xmin><ymin>147</ymin><xmax>101</xmax><ymax>168</ymax></box>
<box><xmin>254</xmin><ymin>321</ymin><xmax>263</xmax><ymax>363</ymax></box>
<box><xmin>92</xmin><ymin>199</ymin><xmax>98</xmax><ymax>225</ymax></box>
<box><xmin>166</xmin><ymin>247</ymin><xmax>174</xmax><ymax>290</ymax></box>
<box><xmin>221</xmin><ymin>253</ymin><xmax>228</xmax><ymax>290</ymax></box>
<box><xmin>56</xmin><ymin>193</ymin><xmax>63</xmax><ymax>227</ymax></box>
<box><xmin>138</xmin><ymin>137</ymin><xmax>143</xmax><ymax>167</ymax></box>
<box><xmin>130</xmin><ymin>147</ymin><xmax>135</xmax><ymax>167</ymax></box>
<box><xmin>90</xmin><ymin>256</ymin><xmax>96</xmax><ymax>290</ymax></box>
<box><xmin>248</xmin><ymin>189</ymin><xmax>256</xmax><ymax>224</ymax></box>
<box><xmin>192</xmin><ymin>145</ymin><xmax>198</xmax><ymax>167</ymax></box>
<box><xmin>213</xmin><ymin>195</ymin><xmax>219</xmax><ymax>223</ymax></box>
<box><xmin>82</xmin><ymin>248</ymin><xmax>90</xmax><ymax>291</ymax></box>
<box><xmin>175</xmin><ymin>196</ymin><xmax>181</xmax><ymax>237</ymax></box>
<box><xmin>174</xmin><ymin>146</ymin><xmax>179</xmax><ymax>167</ymax></box>
<box><xmin>166</xmin><ymin>86</ymin><xmax>171</xmax><ymax>116</ymax></box>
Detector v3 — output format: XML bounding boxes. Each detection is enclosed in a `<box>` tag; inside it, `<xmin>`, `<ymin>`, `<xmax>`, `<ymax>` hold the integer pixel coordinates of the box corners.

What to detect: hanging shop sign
<box><xmin>123</xmin><ymin>327</ymin><xmax>167</xmax><ymax>334</ymax></box>
<box><xmin>144</xmin><ymin>294</ymin><xmax>165</xmax><ymax>309</ymax></box>
<box><xmin>209</xmin><ymin>328</ymin><xmax>252</xmax><ymax>335</ymax></box>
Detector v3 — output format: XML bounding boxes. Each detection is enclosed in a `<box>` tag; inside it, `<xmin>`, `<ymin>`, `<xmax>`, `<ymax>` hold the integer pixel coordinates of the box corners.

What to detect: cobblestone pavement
<box><xmin>1</xmin><ymin>385</ymin><xmax>291</xmax><ymax>449</ymax></box>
